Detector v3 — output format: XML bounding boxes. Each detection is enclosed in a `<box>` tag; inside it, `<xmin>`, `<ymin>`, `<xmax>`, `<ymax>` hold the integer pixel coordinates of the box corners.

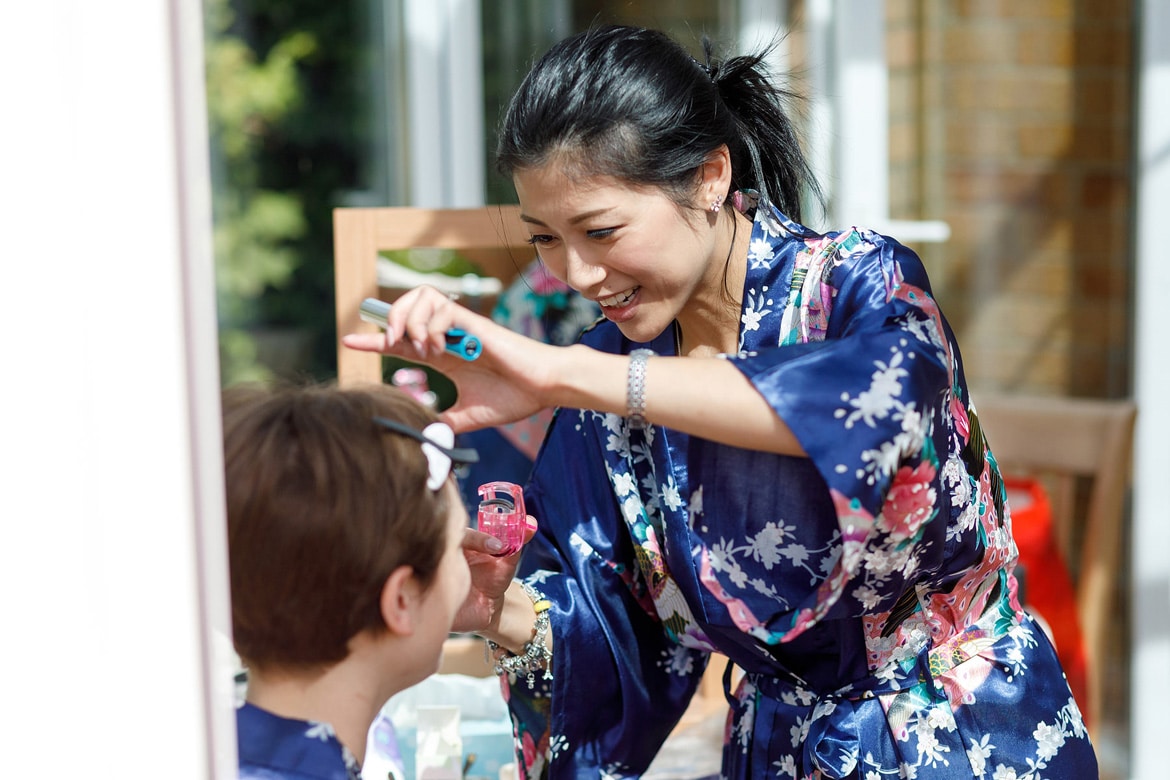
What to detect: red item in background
<box><xmin>1006</xmin><ymin>477</ymin><xmax>1090</xmax><ymax>723</ymax></box>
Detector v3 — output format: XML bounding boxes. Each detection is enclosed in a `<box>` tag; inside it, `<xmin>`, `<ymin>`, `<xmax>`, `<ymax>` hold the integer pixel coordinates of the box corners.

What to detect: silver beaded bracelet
<box><xmin>484</xmin><ymin>582</ymin><xmax>553</xmax><ymax>687</ymax></box>
<box><xmin>626</xmin><ymin>348</ymin><xmax>655</xmax><ymax>430</ymax></box>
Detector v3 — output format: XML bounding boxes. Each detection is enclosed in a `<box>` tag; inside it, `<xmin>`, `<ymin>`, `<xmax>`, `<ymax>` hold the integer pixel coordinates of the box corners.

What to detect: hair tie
<box><xmin>692</xmin><ymin>57</ymin><xmax>716</xmax><ymax>83</ymax></box>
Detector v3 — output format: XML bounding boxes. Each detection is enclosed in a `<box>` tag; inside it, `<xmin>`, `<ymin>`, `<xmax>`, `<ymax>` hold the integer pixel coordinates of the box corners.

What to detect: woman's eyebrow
<box><xmin>520</xmin><ymin>207</ymin><xmax>614</xmax><ymax>227</ymax></box>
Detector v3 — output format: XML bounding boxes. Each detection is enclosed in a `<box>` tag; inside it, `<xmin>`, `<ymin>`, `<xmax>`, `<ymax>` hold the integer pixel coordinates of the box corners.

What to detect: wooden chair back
<box><xmin>974</xmin><ymin>393</ymin><xmax>1137</xmax><ymax>735</ymax></box>
<box><xmin>333</xmin><ymin>205</ymin><xmax>533</xmax><ymax>385</ymax></box>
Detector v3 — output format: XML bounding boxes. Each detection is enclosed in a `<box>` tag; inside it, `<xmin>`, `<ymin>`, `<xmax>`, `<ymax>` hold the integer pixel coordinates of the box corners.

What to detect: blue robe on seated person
<box><xmin>236</xmin><ymin>701</ymin><xmax>360</xmax><ymax>780</ymax></box>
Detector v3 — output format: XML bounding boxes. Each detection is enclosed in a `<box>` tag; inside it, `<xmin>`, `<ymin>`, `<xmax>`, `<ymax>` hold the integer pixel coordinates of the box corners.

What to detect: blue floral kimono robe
<box><xmin>504</xmin><ymin>195</ymin><xmax>1097</xmax><ymax>779</ymax></box>
<box><xmin>237</xmin><ymin>701</ymin><xmax>362</xmax><ymax>780</ymax></box>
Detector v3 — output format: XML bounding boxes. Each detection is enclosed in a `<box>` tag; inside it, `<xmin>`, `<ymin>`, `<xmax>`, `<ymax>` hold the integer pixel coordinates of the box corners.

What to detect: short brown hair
<box><xmin>222</xmin><ymin>382</ymin><xmax>451</xmax><ymax>669</ymax></box>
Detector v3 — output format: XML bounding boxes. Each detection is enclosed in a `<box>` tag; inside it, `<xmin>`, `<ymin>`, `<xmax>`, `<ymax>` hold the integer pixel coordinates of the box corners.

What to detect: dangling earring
<box><xmin>710</xmin><ymin>198</ymin><xmax>722</xmax><ymax>214</ymax></box>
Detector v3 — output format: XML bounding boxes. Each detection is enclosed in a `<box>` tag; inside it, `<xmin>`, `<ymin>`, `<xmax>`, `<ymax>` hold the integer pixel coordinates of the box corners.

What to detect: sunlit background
<box><xmin>5</xmin><ymin>2</ymin><xmax>1165</xmax><ymax>778</ymax></box>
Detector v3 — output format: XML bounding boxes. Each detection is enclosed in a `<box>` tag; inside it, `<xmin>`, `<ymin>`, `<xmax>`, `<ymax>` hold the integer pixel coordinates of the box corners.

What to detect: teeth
<box><xmin>599</xmin><ymin>287</ymin><xmax>638</xmax><ymax>308</ymax></box>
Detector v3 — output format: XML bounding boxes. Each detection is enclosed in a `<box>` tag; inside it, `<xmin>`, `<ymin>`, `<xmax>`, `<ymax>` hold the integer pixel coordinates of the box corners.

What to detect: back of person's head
<box><xmin>222</xmin><ymin>382</ymin><xmax>451</xmax><ymax>671</ymax></box>
<box><xmin>496</xmin><ymin>24</ymin><xmax>819</xmax><ymax>222</ymax></box>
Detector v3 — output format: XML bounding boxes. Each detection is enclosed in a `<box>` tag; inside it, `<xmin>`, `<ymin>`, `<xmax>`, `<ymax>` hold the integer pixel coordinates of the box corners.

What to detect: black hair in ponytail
<box><xmin>496</xmin><ymin>25</ymin><xmax>821</xmax><ymax>223</ymax></box>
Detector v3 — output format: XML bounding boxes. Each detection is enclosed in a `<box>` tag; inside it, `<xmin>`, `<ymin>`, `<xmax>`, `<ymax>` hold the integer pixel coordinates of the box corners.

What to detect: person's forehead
<box><xmin>516</xmin><ymin>168</ymin><xmax>662</xmax><ymax>217</ymax></box>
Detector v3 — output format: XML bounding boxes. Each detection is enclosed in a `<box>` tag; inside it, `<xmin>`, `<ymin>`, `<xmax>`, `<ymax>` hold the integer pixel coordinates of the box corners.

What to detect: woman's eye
<box><xmin>525</xmin><ymin>234</ymin><xmax>556</xmax><ymax>246</ymax></box>
<box><xmin>586</xmin><ymin>227</ymin><xmax>617</xmax><ymax>240</ymax></box>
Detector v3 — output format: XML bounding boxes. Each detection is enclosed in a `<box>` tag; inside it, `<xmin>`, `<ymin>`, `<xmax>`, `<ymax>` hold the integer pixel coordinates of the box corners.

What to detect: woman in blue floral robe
<box><xmin>344</xmin><ymin>24</ymin><xmax>1097</xmax><ymax>780</ymax></box>
<box><xmin>505</xmin><ymin>193</ymin><xmax>1095</xmax><ymax>778</ymax></box>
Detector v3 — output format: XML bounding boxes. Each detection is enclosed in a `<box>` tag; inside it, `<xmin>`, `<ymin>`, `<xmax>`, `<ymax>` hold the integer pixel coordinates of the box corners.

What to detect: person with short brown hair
<box><xmin>222</xmin><ymin>382</ymin><xmax>523</xmax><ymax>779</ymax></box>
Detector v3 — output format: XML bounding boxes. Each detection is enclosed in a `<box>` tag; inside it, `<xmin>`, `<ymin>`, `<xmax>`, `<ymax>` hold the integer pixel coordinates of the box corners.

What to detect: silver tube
<box><xmin>359</xmin><ymin>297</ymin><xmax>393</xmax><ymax>328</ymax></box>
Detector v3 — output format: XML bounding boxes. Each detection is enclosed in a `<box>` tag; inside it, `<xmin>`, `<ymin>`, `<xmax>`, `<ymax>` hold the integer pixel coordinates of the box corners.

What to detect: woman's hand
<box><xmin>341</xmin><ymin>285</ymin><xmax>559</xmax><ymax>432</ymax></box>
<box><xmin>452</xmin><ymin>517</ymin><xmax>539</xmax><ymax>637</ymax></box>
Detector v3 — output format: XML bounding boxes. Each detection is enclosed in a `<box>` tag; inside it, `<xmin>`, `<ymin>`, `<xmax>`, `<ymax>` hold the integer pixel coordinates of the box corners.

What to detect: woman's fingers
<box><xmin>392</xmin><ymin>286</ymin><xmax>463</xmax><ymax>359</ymax></box>
<box><xmin>463</xmin><ymin>526</ymin><xmax>511</xmax><ymax>556</ymax></box>
<box><xmin>340</xmin><ymin>331</ymin><xmax>394</xmax><ymax>353</ymax></box>
<box><xmin>462</xmin><ymin>515</ymin><xmax>539</xmax><ymax>556</ymax></box>
<box><xmin>341</xmin><ymin>285</ymin><xmax>474</xmax><ymax>359</ymax></box>
<box><xmin>340</xmin><ymin>328</ymin><xmax>428</xmax><ymax>363</ymax></box>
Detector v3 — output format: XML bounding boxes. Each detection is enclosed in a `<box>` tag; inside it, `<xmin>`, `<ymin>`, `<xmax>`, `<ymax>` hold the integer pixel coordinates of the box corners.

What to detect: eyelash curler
<box><xmin>477</xmin><ymin>481</ymin><xmax>527</xmax><ymax>556</ymax></box>
<box><xmin>359</xmin><ymin>297</ymin><xmax>483</xmax><ymax>361</ymax></box>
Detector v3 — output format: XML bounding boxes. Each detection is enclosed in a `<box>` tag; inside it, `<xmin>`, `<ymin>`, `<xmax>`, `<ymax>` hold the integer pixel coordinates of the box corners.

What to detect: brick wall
<box><xmin>887</xmin><ymin>0</ymin><xmax>1134</xmax><ymax>398</ymax></box>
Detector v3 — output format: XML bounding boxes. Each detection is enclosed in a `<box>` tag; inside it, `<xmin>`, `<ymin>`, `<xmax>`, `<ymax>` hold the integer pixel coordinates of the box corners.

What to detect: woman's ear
<box><xmin>380</xmin><ymin>565</ymin><xmax>420</xmax><ymax>636</ymax></box>
<box><xmin>700</xmin><ymin>144</ymin><xmax>734</xmax><ymax>204</ymax></box>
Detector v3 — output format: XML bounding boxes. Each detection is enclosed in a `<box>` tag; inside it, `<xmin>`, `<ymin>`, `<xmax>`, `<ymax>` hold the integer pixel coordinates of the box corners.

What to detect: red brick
<box><xmin>1017</xmin><ymin>123</ymin><xmax>1071</xmax><ymax>158</ymax></box>
<box><xmin>1016</xmin><ymin>122</ymin><xmax>1124</xmax><ymax>162</ymax></box>
<box><xmin>888</xmin><ymin>72</ymin><xmax>921</xmax><ymax>119</ymax></box>
<box><xmin>943</xmin><ymin>168</ymin><xmax>1073</xmax><ymax>211</ymax></box>
<box><xmin>953</xmin><ymin>0</ymin><xmax>1074</xmax><ymax>21</ymax></box>
<box><xmin>999</xmin><ymin>70</ymin><xmax>1075</xmax><ymax>113</ymax></box>
<box><xmin>938</xmin><ymin>72</ymin><xmax>982</xmax><ymax>112</ymax></box>
<box><xmin>943</xmin><ymin>211</ymin><xmax>1006</xmax><ymax>248</ymax></box>
<box><xmin>1067</xmin><ymin>348</ymin><xmax>1113</xmax><ymax>396</ymax></box>
<box><xmin>1001</xmin><ymin>256</ymin><xmax>1075</xmax><ymax>298</ymax></box>
<box><xmin>1074</xmin><ymin>0</ymin><xmax>1134</xmax><ymax>23</ymax></box>
<box><xmin>1073</xmin><ymin>263</ymin><xmax>1129</xmax><ymax>299</ymax></box>
<box><xmin>965</xmin><ymin>212</ymin><xmax>1071</xmax><ymax>252</ymax></box>
<box><xmin>1062</xmin><ymin>300</ymin><xmax>1129</xmax><ymax>348</ymax></box>
<box><xmin>961</xmin><ymin>340</ymin><xmax>1072</xmax><ymax>395</ymax></box>
<box><xmin>1033</xmin><ymin>171</ymin><xmax>1080</xmax><ymax>211</ymax></box>
<box><xmin>943</xmin><ymin>70</ymin><xmax>1073</xmax><ymax>115</ymax></box>
<box><xmin>982</xmin><ymin>298</ymin><xmax>1072</xmax><ymax>345</ymax></box>
<box><xmin>1071</xmin><ymin>25</ymin><xmax>1132</xmax><ymax>68</ymax></box>
<box><xmin>1000</xmin><ymin>0</ymin><xmax>1076</xmax><ymax>20</ymax></box>
<box><xmin>1017</xmin><ymin>28</ymin><xmax>1075</xmax><ymax>67</ymax></box>
<box><xmin>943</xmin><ymin>119</ymin><xmax>1017</xmax><ymax>160</ymax></box>
<box><xmin>1079</xmin><ymin>172</ymin><xmax>1129</xmax><ymax>210</ymax></box>
<box><xmin>945</xmin><ymin>168</ymin><xmax>1044</xmax><ymax>204</ymax></box>
<box><xmin>1073</xmin><ymin>73</ymin><xmax>1131</xmax><ymax>117</ymax></box>
<box><xmin>886</xmin><ymin>0</ymin><xmax>917</xmax><ymax>25</ymax></box>
<box><xmin>887</xmin><ymin>27</ymin><xmax>920</xmax><ymax>69</ymax></box>
<box><xmin>890</xmin><ymin>119</ymin><xmax>920</xmax><ymax>162</ymax></box>
<box><xmin>1065</xmin><ymin>217</ymin><xmax>1128</xmax><ymax>256</ymax></box>
<box><xmin>943</xmin><ymin>25</ymin><xmax>1017</xmax><ymax>65</ymax></box>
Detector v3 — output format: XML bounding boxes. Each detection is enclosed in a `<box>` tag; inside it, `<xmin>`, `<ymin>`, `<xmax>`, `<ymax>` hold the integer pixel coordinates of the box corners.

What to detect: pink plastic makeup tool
<box><xmin>477</xmin><ymin>481</ymin><xmax>526</xmax><ymax>556</ymax></box>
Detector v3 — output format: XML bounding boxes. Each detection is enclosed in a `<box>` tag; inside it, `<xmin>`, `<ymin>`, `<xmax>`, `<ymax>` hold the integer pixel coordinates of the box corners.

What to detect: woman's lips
<box><xmin>598</xmin><ymin>287</ymin><xmax>638</xmax><ymax>308</ymax></box>
<box><xmin>597</xmin><ymin>287</ymin><xmax>640</xmax><ymax>322</ymax></box>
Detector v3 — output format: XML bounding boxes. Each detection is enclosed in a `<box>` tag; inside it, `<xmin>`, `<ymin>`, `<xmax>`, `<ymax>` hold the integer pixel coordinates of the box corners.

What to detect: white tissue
<box><xmin>416</xmin><ymin>705</ymin><xmax>462</xmax><ymax>780</ymax></box>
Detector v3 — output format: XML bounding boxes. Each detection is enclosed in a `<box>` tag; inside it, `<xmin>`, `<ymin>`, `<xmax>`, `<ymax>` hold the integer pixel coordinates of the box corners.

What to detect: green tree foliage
<box><xmin>205</xmin><ymin>0</ymin><xmax>313</xmax><ymax>383</ymax></box>
<box><xmin>205</xmin><ymin>0</ymin><xmax>368</xmax><ymax>384</ymax></box>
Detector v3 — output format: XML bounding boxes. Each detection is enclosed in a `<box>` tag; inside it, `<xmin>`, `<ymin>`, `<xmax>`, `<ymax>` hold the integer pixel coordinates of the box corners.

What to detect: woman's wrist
<box><xmin>483</xmin><ymin>580</ymin><xmax>553</xmax><ymax>685</ymax></box>
<box><xmin>553</xmin><ymin>344</ymin><xmax>629</xmax><ymax>418</ymax></box>
<box><xmin>482</xmin><ymin>579</ymin><xmax>540</xmax><ymax>653</ymax></box>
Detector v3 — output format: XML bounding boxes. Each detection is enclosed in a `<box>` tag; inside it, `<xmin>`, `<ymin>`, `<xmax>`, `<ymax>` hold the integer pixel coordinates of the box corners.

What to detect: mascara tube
<box><xmin>359</xmin><ymin>298</ymin><xmax>482</xmax><ymax>361</ymax></box>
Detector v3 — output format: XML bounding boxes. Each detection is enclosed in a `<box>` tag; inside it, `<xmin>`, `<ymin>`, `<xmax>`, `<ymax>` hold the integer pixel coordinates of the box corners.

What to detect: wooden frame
<box><xmin>333</xmin><ymin>205</ymin><xmax>533</xmax><ymax>385</ymax></box>
<box><xmin>975</xmin><ymin>393</ymin><xmax>1137</xmax><ymax>735</ymax></box>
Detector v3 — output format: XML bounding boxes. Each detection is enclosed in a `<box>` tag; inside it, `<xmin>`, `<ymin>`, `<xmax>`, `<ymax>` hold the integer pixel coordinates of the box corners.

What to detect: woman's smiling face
<box><xmin>514</xmin><ymin>163</ymin><xmax>725</xmax><ymax>345</ymax></box>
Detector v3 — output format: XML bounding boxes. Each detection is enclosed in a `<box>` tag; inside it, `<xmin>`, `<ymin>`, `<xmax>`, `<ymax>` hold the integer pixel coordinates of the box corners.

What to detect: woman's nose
<box><xmin>563</xmin><ymin>246</ymin><xmax>605</xmax><ymax>291</ymax></box>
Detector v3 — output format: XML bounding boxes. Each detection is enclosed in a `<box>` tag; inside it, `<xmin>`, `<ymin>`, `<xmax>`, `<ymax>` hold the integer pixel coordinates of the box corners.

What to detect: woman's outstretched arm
<box><xmin>341</xmin><ymin>285</ymin><xmax>806</xmax><ymax>456</ymax></box>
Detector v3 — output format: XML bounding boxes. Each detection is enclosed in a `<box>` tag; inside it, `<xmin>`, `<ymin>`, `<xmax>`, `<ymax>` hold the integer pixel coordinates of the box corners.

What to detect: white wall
<box><xmin>1130</xmin><ymin>3</ymin><xmax>1170</xmax><ymax>779</ymax></box>
<box><xmin>0</xmin><ymin>1</ymin><xmax>235</xmax><ymax>777</ymax></box>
